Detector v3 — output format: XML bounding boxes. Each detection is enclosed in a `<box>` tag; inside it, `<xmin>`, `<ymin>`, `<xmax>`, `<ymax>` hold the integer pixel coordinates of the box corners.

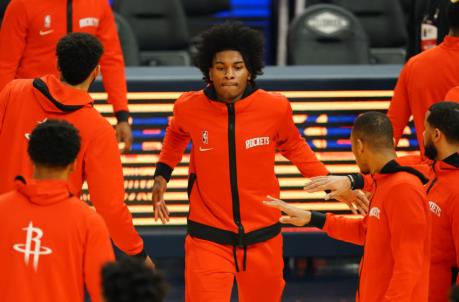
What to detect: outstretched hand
<box><xmin>263</xmin><ymin>196</ymin><xmax>311</xmax><ymax>226</ymax></box>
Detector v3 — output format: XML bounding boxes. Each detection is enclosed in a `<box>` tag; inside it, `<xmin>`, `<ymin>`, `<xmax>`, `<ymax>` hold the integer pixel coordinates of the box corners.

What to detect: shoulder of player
<box><xmin>0</xmin><ymin>190</ymin><xmax>26</xmax><ymax>208</ymax></box>
<box><xmin>67</xmin><ymin>197</ymin><xmax>102</xmax><ymax>218</ymax></box>
<box><xmin>251</xmin><ymin>89</ymin><xmax>290</xmax><ymax>109</ymax></box>
<box><xmin>72</xmin><ymin>107</ymin><xmax>114</xmax><ymax>137</ymax></box>
<box><xmin>6</xmin><ymin>79</ymin><xmax>35</xmax><ymax>93</ymax></box>
<box><xmin>384</xmin><ymin>172</ymin><xmax>426</xmax><ymax>196</ymax></box>
<box><xmin>175</xmin><ymin>91</ymin><xmax>205</xmax><ymax>105</ymax></box>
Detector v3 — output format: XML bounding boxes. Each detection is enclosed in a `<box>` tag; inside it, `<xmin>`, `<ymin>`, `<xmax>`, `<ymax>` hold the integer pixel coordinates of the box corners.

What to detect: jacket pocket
<box><xmin>187</xmin><ymin>173</ymin><xmax>197</xmax><ymax>198</ymax></box>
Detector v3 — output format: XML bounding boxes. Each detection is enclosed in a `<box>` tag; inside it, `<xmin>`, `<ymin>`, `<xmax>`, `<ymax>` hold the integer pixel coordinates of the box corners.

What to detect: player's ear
<box><xmin>433</xmin><ymin>128</ymin><xmax>441</xmax><ymax>142</ymax></box>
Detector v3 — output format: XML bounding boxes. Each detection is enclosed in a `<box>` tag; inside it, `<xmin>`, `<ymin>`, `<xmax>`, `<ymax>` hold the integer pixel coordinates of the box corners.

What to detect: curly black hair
<box><xmin>428</xmin><ymin>101</ymin><xmax>459</xmax><ymax>143</ymax></box>
<box><xmin>56</xmin><ymin>32</ymin><xmax>103</xmax><ymax>85</ymax></box>
<box><xmin>195</xmin><ymin>21</ymin><xmax>265</xmax><ymax>84</ymax></box>
<box><xmin>28</xmin><ymin>119</ymin><xmax>81</xmax><ymax>167</ymax></box>
<box><xmin>102</xmin><ymin>257</ymin><xmax>168</xmax><ymax>302</ymax></box>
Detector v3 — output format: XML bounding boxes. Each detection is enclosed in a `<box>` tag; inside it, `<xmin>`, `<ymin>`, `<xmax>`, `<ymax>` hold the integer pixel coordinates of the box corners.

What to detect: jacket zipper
<box><xmin>67</xmin><ymin>0</ymin><xmax>73</xmax><ymax>33</ymax></box>
<box><xmin>227</xmin><ymin>103</ymin><xmax>245</xmax><ymax>244</ymax></box>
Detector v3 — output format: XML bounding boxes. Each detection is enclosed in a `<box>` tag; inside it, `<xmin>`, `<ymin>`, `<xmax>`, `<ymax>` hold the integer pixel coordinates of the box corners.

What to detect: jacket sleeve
<box><xmin>85</xmin><ymin>123</ymin><xmax>144</xmax><ymax>255</ymax></box>
<box><xmin>322</xmin><ymin>213</ymin><xmax>367</xmax><ymax>246</ymax></box>
<box><xmin>156</xmin><ymin>101</ymin><xmax>190</xmax><ymax>181</ymax></box>
<box><xmin>0</xmin><ymin>0</ymin><xmax>27</xmax><ymax>91</ymax></box>
<box><xmin>84</xmin><ymin>210</ymin><xmax>115</xmax><ymax>302</ymax></box>
<box><xmin>276</xmin><ymin>100</ymin><xmax>329</xmax><ymax>177</ymax></box>
<box><xmin>387</xmin><ymin>63</ymin><xmax>412</xmax><ymax>146</ymax></box>
<box><xmin>383</xmin><ymin>183</ymin><xmax>429</xmax><ymax>301</ymax></box>
<box><xmin>96</xmin><ymin>1</ymin><xmax>129</xmax><ymax>116</ymax></box>
<box><xmin>0</xmin><ymin>81</ymin><xmax>13</xmax><ymax>135</ymax></box>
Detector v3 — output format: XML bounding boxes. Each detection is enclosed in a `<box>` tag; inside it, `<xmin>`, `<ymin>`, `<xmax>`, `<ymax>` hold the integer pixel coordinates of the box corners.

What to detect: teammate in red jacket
<box><xmin>0</xmin><ymin>0</ymin><xmax>132</xmax><ymax>151</ymax></box>
<box><xmin>0</xmin><ymin>33</ymin><xmax>151</xmax><ymax>264</ymax></box>
<box><xmin>266</xmin><ymin>112</ymin><xmax>431</xmax><ymax>302</ymax></box>
<box><xmin>152</xmin><ymin>22</ymin><xmax>329</xmax><ymax>301</ymax></box>
<box><xmin>387</xmin><ymin>1</ymin><xmax>459</xmax><ymax>156</ymax></box>
<box><xmin>303</xmin><ymin>102</ymin><xmax>459</xmax><ymax>302</ymax></box>
<box><xmin>0</xmin><ymin>119</ymin><xmax>114</xmax><ymax>302</ymax></box>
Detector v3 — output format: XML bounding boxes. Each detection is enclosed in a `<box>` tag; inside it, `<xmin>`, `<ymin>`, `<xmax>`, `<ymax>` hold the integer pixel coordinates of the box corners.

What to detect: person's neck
<box><xmin>436</xmin><ymin>142</ymin><xmax>459</xmax><ymax>161</ymax></box>
<box><xmin>368</xmin><ymin>149</ymin><xmax>397</xmax><ymax>174</ymax></box>
<box><xmin>33</xmin><ymin>166</ymin><xmax>69</xmax><ymax>181</ymax></box>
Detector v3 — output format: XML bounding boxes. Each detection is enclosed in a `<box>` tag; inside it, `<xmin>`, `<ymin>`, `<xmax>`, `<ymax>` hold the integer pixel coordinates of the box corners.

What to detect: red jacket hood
<box><xmin>32</xmin><ymin>74</ymin><xmax>94</xmax><ymax>114</ymax></box>
<box><xmin>15</xmin><ymin>176</ymin><xmax>74</xmax><ymax>206</ymax></box>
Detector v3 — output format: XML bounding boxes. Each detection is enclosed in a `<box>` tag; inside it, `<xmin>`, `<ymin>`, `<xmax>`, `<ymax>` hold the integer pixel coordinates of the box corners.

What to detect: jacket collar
<box><xmin>440</xmin><ymin>36</ymin><xmax>459</xmax><ymax>50</ymax></box>
<box><xmin>434</xmin><ymin>152</ymin><xmax>459</xmax><ymax>173</ymax></box>
<box><xmin>15</xmin><ymin>176</ymin><xmax>74</xmax><ymax>206</ymax></box>
<box><xmin>32</xmin><ymin>74</ymin><xmax>93</xmax><ymax>113</ymax></box>
<box><xmin>378</xmin><ymin>159</ymin><xmax>429</xmax><ymax>185</ymax></box>
<box><xmin>442</xmin><ymin>152</ymin><xmax>459</xmax><ymax>168</ymax></box>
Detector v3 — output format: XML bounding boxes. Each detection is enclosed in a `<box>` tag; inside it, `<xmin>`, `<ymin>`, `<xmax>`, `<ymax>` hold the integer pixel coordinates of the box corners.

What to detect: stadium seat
<box><xmin>114</xmin><ymin>0</ymin><xmax>191</xmax><ymax>66</ymax></box>
<box><xmin>305</xmin><ymin>0</ymin><xmax>408</xmax><ymax>63</ymax></box>
<box><xmin>287</xmin><ymin>4</ymin><xmax>370</xmax><ymax>65</ymax></box>
<box><xmin>181</xmin><ymin>0</ymin><xmax>230</xmax><ymax>17</ymax></box>
<box><xmin>114</xmin><ymin>13</ymin><xmax>140</xmax><ymax>66</ymax></box>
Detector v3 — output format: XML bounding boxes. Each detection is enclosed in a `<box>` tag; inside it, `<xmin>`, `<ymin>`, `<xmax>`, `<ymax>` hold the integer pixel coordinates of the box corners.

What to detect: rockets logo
<box><xmin>13</xmin><ymin>222</ymin><xmax>52</xmax><ymax>271</ymax></box>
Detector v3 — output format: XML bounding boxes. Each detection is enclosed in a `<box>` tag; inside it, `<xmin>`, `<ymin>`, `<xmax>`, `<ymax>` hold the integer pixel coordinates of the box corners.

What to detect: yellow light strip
<box><xmin>132</xmin><ymin>217</ymin><xmax>365</xmax><ymax>226</ymax></box>
<box><xmin>128</xmin><ymin>202</ymin><xmax>350</xmax><ymax>214</ymax></box>
<box><xmin>94</xmin><ymin>101</ymin><xmax>390</xmax><ymax>113</ymax></box>
<box><xmin>118</xmin><ymin>165</ymin><xmax>360</xmax><ymax>176</ymax></box>
<box><xmin>280</xmin><ymin>90</ymin><xmax>393</xmax><ymax>98</ymax></box>
<box><xmin>90</xmin><ymin>90</ymin><xmax>394</xmax><ymax>101</ymax></box>
<box><xmin>133</xmin><ymin>217</ymin><xmax>187</xmax><ymax>226</ymax></box>
<box><xmin>138</xmin><ymin>190</ymin><xmax>327</xmax><ymax>201</ymax></box>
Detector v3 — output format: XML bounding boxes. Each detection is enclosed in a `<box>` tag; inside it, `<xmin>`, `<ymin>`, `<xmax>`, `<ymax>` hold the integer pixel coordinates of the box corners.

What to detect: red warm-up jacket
<box><xmin>312</xmin><ymin>160</ymin><xmax>431</xmax><ymax>302</ymax></box>
<box><xmin>0</xmin><ymin>0</ymin><xmax>128</xmax><ymax>115</ymax></box>
<box><xmin>357</xmin><ymin>155</ymin><xmax>459</xmax><ymax>302</ymax></box>
<box><xmin>425</xmin><ymin>153</ymin><xmax>459</xmax><ymax>302</ymax></box>
<box><xmin>387</xmin><ymin>36</ymin><xmax>459</xmax><ymax>155</ymax></box>
<box><xmin>0</xmin><ymin>74</ymin><xmax>143</xmax><ymax>256</ymax></box>
<box><xmin>0</xmin><ymin>177</ymin><xmax>114</xmax><ymax>302</ymax></box>
<box><xmin>155</xmin><ymin>86</ymin><xmax>328</xmax><ymax>255</ymax></box>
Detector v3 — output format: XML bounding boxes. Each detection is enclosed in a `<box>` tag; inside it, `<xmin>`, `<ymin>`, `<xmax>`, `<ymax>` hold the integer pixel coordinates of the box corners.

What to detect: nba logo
<box><xmin>44</xmin><ymin>15</ymin><xmax>51</xmax><ymax>28</ymax></box>
<box><xmin>201</xmin><ymin>131</ymin><xmax>208</xmax><ymax>144</ymax></box>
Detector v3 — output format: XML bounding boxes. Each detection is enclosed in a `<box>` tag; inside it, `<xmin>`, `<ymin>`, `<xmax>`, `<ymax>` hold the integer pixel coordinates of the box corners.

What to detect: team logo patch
<box><xmin>79</xmin><ymin>17</ymin><xmax>99</xmax><ymax>28</ymax></box>
<box><xmin>201</xmin><ymin>130</ymin><xmax>209</xmax><ymax>145</ymax></box>
<box><xmin>44</xmin><ymin>15</ymin><xmax>51</xmax><ymax>28</ymax></box>
<box><xmin>369</xmin><ymin>207</ymin><xmax>380</xmax><ymax>219</ymax></box>
<box><xmin>245</xmin><ymin>136</ymin><xmax>270</xmax><ymax>149</ymax></box>
<box><xmin>13</xmin><ymin>222</ymin><xmax>52</xmax><ymax>271</ymax></box>
<box><xmin>429</xmin><ymin>201</ymin><xmax>441</xmax><ymax>217</ymax></box>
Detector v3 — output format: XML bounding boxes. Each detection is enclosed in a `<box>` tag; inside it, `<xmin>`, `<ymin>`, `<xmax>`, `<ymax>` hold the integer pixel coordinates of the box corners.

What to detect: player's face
<box><xmin>209</xmin><ymin>50</ymin><xmax>251</xmax><ymax>103</ymax></box>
